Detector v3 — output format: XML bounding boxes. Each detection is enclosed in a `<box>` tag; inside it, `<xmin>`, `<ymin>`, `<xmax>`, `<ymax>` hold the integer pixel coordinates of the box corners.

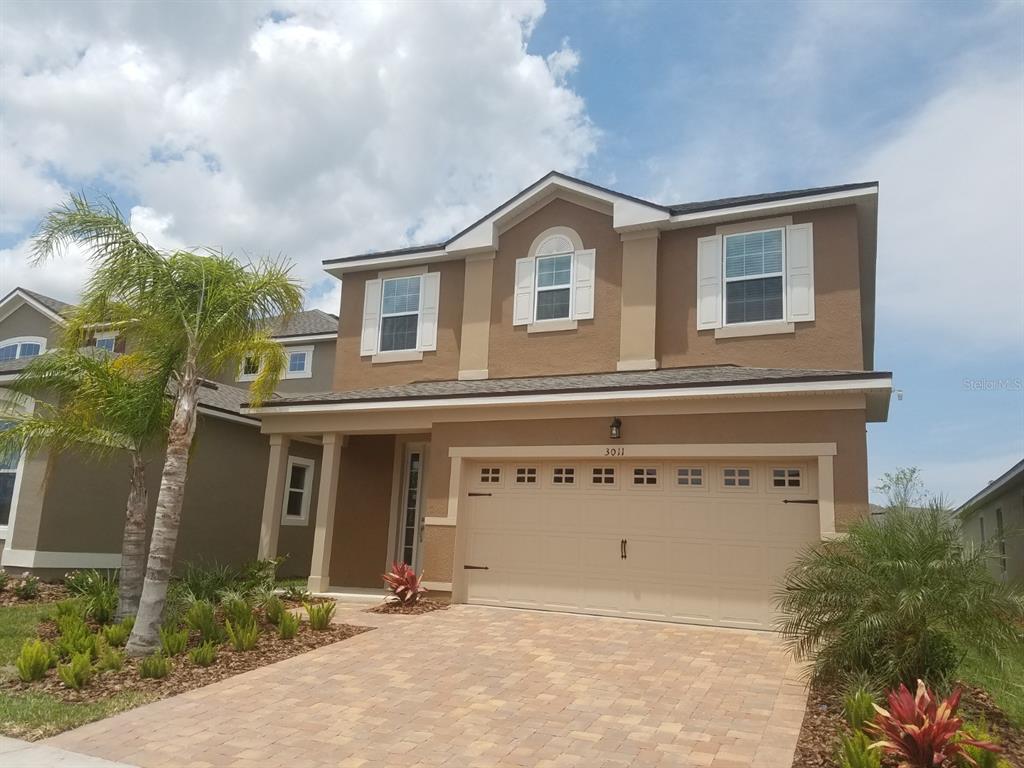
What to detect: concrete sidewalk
<box><xmin>1</xmin><ymin>735</ymin><xmax>137</xmax><ymax>767</ymax></box>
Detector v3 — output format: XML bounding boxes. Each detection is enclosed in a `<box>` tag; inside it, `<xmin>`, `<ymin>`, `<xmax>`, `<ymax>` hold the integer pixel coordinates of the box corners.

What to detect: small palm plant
<box><xmin>775</xmin><ymin>505</ymin><xmax>1024</xmax><ymax>689</ymax></box>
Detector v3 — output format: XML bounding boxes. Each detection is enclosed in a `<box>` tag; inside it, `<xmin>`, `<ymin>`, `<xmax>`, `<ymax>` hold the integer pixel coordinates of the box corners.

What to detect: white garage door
<box><xmin>462</xmin><ymin>458</ymin><xmax>820</xmax><ymax>630</ymax></box>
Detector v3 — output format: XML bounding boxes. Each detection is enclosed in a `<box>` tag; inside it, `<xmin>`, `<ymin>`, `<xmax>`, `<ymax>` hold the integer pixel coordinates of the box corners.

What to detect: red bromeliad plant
<box><xmin>382</xmin><ymin>562</ymin><xmax>426</xmax><ymax>606</ymax></box>
<box><xmin>865</xmin><ymin>679</ymin><xmax>1001</xmax><ymax>767</ymax></box>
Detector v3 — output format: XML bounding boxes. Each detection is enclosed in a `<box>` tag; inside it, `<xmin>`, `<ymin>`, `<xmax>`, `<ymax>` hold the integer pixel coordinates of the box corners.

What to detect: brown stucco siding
<box><xmin>328</xmin><ymin>434</ymin><xmax>396</xmax><ymax>587</ymax></box>
<box><xmin>421</xmin><ymin>525</ymin><xmax>455</xmax><ymax>584</ymax></box>
<box><xmin>487</xmin><ymin>198</ymin><xmax>622</xmax><ymax>378</ymax></box>
<box><xmin>334</xmin><ymin>261</ymin><xmax>464</xmax><ymax>390</ymax></box>
<box><xmin>657</xmin><ymin>205</ymin><xmax>865</xmax><ymax>371</ymax></box>
<box><xmin>0</xmin><ymin>303</ymin><xmax>62</xmax><ymax>347</ymax></box>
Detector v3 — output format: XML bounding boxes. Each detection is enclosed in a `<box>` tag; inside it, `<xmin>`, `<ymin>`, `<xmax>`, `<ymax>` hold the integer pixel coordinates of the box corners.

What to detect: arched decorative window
<box><xmin>0</xmin><ymin>336</ymin><xmax>46</xmax><ymax>362</ymax></box>
<box><xmin>514</xmin><ymin>227</ymin><xmax>595</xmax><ymax>328</ymax></box>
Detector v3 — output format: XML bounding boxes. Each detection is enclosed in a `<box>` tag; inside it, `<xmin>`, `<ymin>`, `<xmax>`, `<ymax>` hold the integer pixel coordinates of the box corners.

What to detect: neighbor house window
<box><xmin>535</xmin><ymin>253</ymin><xmax>573</xmax><ymax>321</ymax></box>
<box><xmin>724</xmin><ymin>229</ymin><xmax>784</xmax><ymax>325</ymax></box>
<box><xmin>0</xmin><ymin>337</ymin><xmax>46</xmax><ymax>361</ymax></box>
<box><xmin>995</xmin><ymin>508</ymin><xmax>1007</xmax><ymax>576</ymax></box>
<box><xmin>379</xmin><ymin>275</ymin><xmax>421</xmax><ymax>352</ymax></box>
<box><xmin>281</xmin><ymin>457</ymin><xmax>314</xmax><ymax>526</ymax></box>
<box><xmin>723</xmin><ymin>468</ymin><xmax>752</xmax><ymax>488</ymax></box>
<box><xmin>0</xmin><ymin>423</ymin><xmax>22</xmax><ymax>527</ymax></box>
<box><xmin>283</xmin><ymin>346</ymin><xmax>314</xmax><ymax>379</ymax></box>
<box><xmin>237</xmin><ymin>354</ymin><xmax>261</xmax><ymax>382</ymax></box>
<box><xmin>94</xmin><ymin>331</ymin><xmax>118</xmax><ymax>352</ymax></box>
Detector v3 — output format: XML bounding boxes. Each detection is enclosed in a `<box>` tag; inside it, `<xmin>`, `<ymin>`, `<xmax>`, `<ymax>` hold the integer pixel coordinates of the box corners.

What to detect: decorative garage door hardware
<box><xmin>463</xmin><ymin>564</ymin><xmax>489</xmax><ymax>570</ymax></box>
<box><xmin>783</xmin><ymin>498</ymin><xmax>819</xmax><ymax>504</ymax></box>
<box><xmin>467</xmin><ymin>492</ymin><xmax>492</xmax><ymax>497</ymax></box>
<box><xmin>620</xmin><ymin>539</ymin><xmax>628</xmax><ymax>559</ymax></box>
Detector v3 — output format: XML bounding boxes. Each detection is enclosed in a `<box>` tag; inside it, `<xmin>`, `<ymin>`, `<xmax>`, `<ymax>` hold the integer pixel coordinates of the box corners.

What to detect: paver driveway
<box><xmin>49</xmin><ymin>603</ymin><xmax>807</xmax><ymax>768</ymax></box>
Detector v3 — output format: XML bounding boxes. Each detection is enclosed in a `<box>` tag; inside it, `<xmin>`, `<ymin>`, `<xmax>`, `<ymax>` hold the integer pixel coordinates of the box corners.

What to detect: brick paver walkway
<box><xmin>48</xmin><ymin>603</ymin><xmax>807</xmax><ymax>767</ymax></box>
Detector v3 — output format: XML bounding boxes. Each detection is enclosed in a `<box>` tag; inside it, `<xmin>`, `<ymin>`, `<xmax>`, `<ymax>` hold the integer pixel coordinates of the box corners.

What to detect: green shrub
<box><xmin>16</xmin><ymin>639</ymin><xmax>55</xmax><ymax>682</ymax></box>
<box><xmin>304</xmin><ymin>601</ymin><xmax>335</xmax><ymax>631</ymax></box>
<box><xmin>56</xmin><ymin>615</ymin><xmax>96</xmax><ymax>659</ymax></box>
<box><xmin>843</xmin><ymin>684</ymin><xmax>877</xmax><ymax>731</ymax></box>
<box><xmin>837</xmin><ymin>730</ymin><xmax>881</xmax><ymax>768</ymax></box>
<box><xmin>101</xmin><ymin>617</ymin><xmax>133</xmax><ymax>647</ymax></box>
<box><xmin>238</xmin><ymin>556</ymin><xmax>286</xmax><ymax>594</ymax></box>
<box><xmin>776</xmin><ymin>507</ymin><xmax>1024</xmax><ymax>689</ymax></box>
<box><xmin>179</xmin><ymin>560</ymin><xmax>238</xmax><ymax>603</ymax></box>
<box><xmin>221</xmin><ymin>592</ymin><xmax>254</xmax><ymax>629</ymax></box>
<box><xmin>57</xmin><ymin>651</ymin><xmax>93</xmax><ymax>690</ymax></box>
<box><xmin>138</xmin><ymin>653</ymin><xmax>171</xmax><ymax>679</ymax></box>
<box><xmin>263</xmin><ymin>595</ymin><xmax>285</xmax><ymax>625</ymax></box>
<box><xmin>94</xmin><ymin>637</ymin><xmax>124</xmax><ymax>672</ymax></box>
<box><xmin>13</xmin><ymin>573</ymin><xmax>40</xmax><ymax>600</ymax></box>
<box><xmin>188</xmin><ymin>641</ymin><xmax>218</xmax><ymax>667</ymax></box>
<box><xmin>55</xmin><ymin>598</ymin><xmax>86</xmax><ymax>619</ymax></box>
<box><xmin>64</xmin><ymin>569</ymin><xmax>118</xmax><ymax>624</ymax></box>
<box><xmin>159</xmin><ymin>626</ymin><xmax>188</xmax><ymax>656</ymax></box>
<box><xmin>277</xmin><ymin>610</ymin><xmax>299</xmax><ymax>640</ymax></box>
<box><xmin>0</xmin><ymin>568</ymin><xmax>9</xmax><ymax>591</ymax></box>
<box><xmin>224</xmin><ymin>619</ymin><xmax>259</xmax><ymax>651</ymax></box>
<box><xmin>282</xmin><ymin>583</ymin><xmax>311</xmax><ymax>603</ymax></box>
<box><xmin>957</xmin><ymin>721</ymin><xmax>1009</xmax><ymax>768</ymax></box>
<box><xmin>184</xmin><ymin>599</ymin><xmax>223</xmax><ymax>643</ymax></box>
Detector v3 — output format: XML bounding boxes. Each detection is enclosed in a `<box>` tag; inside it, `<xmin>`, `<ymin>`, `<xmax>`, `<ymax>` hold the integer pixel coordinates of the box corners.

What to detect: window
<box><xmin>515</xmin><ymin>467</ymin><xmax>537</xmax><ymax>484</ymax></box>
<box><xmin>0</xmin><ymin>337</ymin><xmax>46</xmax><ymax>361</ymax></box>
<box><xmin>723</xmin><ymin>468</ymin><xmax>751</xmax><ymax>488</ymax></box>
<box><xmin>0</xmin><ymin>423</ymin><xmax>20</xmax><ymax>527</ymax></box>
<box><xmin>283</xmin><ymin>345</ymin><xmax>314</xmax><ymax>379</ymax></box>
<box><xmin>237</xmin><ymin>354</ymin><xmax>261</xmax><ymax>382</ymax></box>
<box><xmin>772</xmin><ymin>468</ymin><xmax>802</xmax><ymax>488</ymax></box>
<box><xmin>995</xmin><ymin>509</ymin><xmax>1007</xmax><ymax>576</ymax></box>
<box><xmin>676</xmin><ymin>467</ymin><xmax>703</xmax><ymax>486</ymax></box>
<box><xmin>592</xmin><ymin>467</ymin><xmax>615</xmax><ymax>485</ymax></box>
<box><xmin>632</xmin><ymin>467</ymin><xmax>658</xmax><ymax>486</ymax></box>
<box><xmin>94</xmin><ymin>331</ymin><xmax>118</xmax><ymax>352</ymax></box>
<box><xmin>479</xmin><ymin>467</ymin><xmax>501</xmax><ymax>484</ymax></box>
<box><xmin>282</xmin><ymin>457</ymin><xmax>314</xmax><ymax>526</ymax></box>
<box><xmin>379</xmin><ymin>275</ymin><xmax>421</xmax><ymax>352</ymax></box>
<box><xmin>979</xmin><ymin>515</ymin><xmax>986</xmax><ymax>544</ymax></box>
<box><xmin>553</xmin><ymin>467</ymin><xmax>575</xmax><ymax>484</ymax></box>
<box><xmin>724</xmin><ymin>229</ymin><xmax>784</xmax><ymax>325</ymax></box>
<box><xmin>535</xmin><ymin>253</ymin><xmax>573</xmax><ymax>321</ymax></box>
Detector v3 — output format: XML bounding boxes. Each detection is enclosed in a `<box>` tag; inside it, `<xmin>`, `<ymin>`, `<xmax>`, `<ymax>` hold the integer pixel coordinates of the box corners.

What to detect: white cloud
<box><xmin>870</xmin><ymin>448</ymin><xmax>1023</xmax><ymax>508</ymax></box>
<box><xmin>0</xmin><ymin>0</ymin><xmax>597</xmax><ymax>308</ymax></box>
<box><xmin>857</xmin><ymin>72</ymin><xmax>1024</xmax><ymax>349</ymax></box>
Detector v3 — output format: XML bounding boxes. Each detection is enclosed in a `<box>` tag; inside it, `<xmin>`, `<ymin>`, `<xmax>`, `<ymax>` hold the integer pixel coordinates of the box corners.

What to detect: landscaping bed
<box><xmin>0</xmin><ymin>579</ymin><xmax>69</xmax><ymax>608</ymax></box>
<box><xmin>366</xmin><ymin>598</ymin><xmax>449</xmax><ymax>615</ymax></box>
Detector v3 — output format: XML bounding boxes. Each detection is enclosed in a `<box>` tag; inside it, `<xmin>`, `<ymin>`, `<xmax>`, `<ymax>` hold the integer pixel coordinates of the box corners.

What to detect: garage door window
<box><xmin>772</xmin><ymin>468</ymin><xmax>802</xmax><ymax>488</ymax></box>
<box><xmin>552</xmin><ymin>467</ymin><xmax>575</xmax><ymax>485</ymax></box>
<box><xmin>632</xmin><ymin>467</ymin><xmax>658</xmax><ymax>486</ymax></box>
<box><xmin>515</xmin><ymin>467</ymin><xmax>538</xmax><ymax>484</ymax></box>
<box><xmin>591</xmin><ymin>467</ymin><xmax>616</xmax><ymax>485</ymax></box>
<box><xmin>676</xmin><ymin>467</ymin><xmax>703</xmax><ymax>486</ymax></box>
<box><xmin>480</xmin><ymin>467</ymin><xmax>502</xmax><ymax>484</ymax></box>
<box><xmin>723</xmin><ymin>468</ymin><xmax>752</xmax><ymax>488</ymax></box>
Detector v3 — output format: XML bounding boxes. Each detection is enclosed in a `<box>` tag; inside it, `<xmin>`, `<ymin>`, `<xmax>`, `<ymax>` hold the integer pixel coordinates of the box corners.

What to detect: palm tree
<box><xmin>0</xmin><ymin>349</ymin><xmax>172</xmax><ymax>618</ymax></box>
<box><xmin>33</xmin><ymin>194</ymin><xmax>303</xmax><ymax>654</ymax></box>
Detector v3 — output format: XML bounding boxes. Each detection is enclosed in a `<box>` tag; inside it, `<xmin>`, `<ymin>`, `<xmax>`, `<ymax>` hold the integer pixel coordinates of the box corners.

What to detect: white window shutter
<box><xmin>360</xmin><ymin>278</ymin><xmax>382</xmax><ymax>356</ymax></box>
<box><xmin>696</xmin><ymin>235</ymin><xmax>723</xmax><ymax>330</ymax></box>
<box><xmin>785</xmin><ymin>223</ymin><xmax>814</xmax><ymax>322</ymax></box>
<box><xmin>572</xmin><ymin>248</ymin><xmax>596</xmax><ymax>320</ymax></box>
<box><xmin>417</xmin><ymin>272</ymin><xmax>441</xmax><ymax>351</ymax></box>
<box><xmin>513</xmin><ymin>257</ymin><xmax>535</xmax><ymax>326</ymax></box>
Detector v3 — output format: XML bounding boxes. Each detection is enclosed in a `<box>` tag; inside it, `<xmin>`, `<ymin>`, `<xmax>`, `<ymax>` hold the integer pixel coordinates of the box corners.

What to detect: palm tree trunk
<box><xmin>125</xmin><ymin>368</ymin><xmax>200</xmax><ymax>656</ymax></box>
<box><xmin>116</xmin><ymin>450</ymin><xmax>148</xmax><ymax>620</ymax></box>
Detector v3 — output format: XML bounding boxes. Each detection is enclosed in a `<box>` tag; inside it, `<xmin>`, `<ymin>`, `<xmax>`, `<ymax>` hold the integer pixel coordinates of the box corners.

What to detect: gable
<box><xmin>0</xmin><ymin>302</ymin><xmax>62</xmax><ymax>345</ymax></box>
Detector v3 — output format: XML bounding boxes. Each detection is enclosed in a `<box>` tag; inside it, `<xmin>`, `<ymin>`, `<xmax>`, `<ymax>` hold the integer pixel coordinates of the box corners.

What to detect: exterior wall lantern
<box><xmin>609</xmin><ymin>417</ymin><xmax>622</xmax><ymax>440</ymax></box>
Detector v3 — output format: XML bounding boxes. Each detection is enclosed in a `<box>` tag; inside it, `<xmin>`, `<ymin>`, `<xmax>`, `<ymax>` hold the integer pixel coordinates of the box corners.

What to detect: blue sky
<box><xmin>1</xmin><ymin>0</ymin><xmax>1021</xmax><ymax>504</ymax></box>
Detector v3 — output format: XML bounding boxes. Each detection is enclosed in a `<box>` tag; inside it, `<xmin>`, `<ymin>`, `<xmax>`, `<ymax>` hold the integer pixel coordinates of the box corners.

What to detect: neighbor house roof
<box><xmin>268</xmin><ymin>309</ymin><xmax>338</xmax><ymax>339</ymax></box>
<box><xmin>958</xmin><ymin>458</ymin><xmax>1024</xmax><ymax>515</ymax></box>
<box><xmin>245</xmin><ymin>365</ymin><xmax>892</xmax><ymax>417</ymax></box>
<box><xmin>18</xmin><ymin>288</ymin><xmax>73</xmax><ymax>317</ymax></box>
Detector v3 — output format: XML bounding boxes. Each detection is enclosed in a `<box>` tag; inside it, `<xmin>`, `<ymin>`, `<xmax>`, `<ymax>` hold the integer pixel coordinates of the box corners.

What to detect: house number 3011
<box><xmin>604</xmin><ymin>447</ymin><xmax>625</xmax><ymax>456</ymax></box>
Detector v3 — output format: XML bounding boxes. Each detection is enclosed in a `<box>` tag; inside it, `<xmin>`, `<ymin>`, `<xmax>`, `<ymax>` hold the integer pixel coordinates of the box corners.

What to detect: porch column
<box><xmin>308</xmin><ymin>433</ymin><xmax>343</xmax><ymax>593</ymax></box>
<box><xmin>258</xmin><ymin>434</ymin><xmax>290</xmax><ymax>559</ymax></box>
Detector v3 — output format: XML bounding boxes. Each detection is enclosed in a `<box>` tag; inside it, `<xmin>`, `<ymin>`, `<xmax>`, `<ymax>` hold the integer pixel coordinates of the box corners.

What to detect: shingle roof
<box><xmin>20</xmin><ymin>287</ymin><xmax>73</xmax><ymax>316</ymax></box>
<box><xmin>253</xmin><ymin>365</ymin><xmax>891</xmax><ymax>408</ymax></box>
<box><xmin>268</xmin><ymin>309</ymin><xmax>337</xmax><ymax>338</ymax></box>
<box><xmin>666</xmin><ymin>181</ymin><xmax>878</xmax><ymax>216</ymax></box>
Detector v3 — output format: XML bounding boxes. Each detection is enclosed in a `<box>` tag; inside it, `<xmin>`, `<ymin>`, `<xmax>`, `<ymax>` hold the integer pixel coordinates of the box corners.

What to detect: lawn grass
<box><xmin>961</xmin><ymin>640</ymin><xmax>1024</xmax><ymax>727</ymax></box>
<box><xmin>0</xmin><ymin>603</ymin><xmax>151</xmax><ymax>740</ymax></box>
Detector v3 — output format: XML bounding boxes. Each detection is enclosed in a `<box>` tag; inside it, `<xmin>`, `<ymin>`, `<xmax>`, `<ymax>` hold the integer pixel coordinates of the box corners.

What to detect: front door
<box><xmin>397</xmin><ymin>443</ymin><xmax>427</xmax><ymax>571</ymax></box>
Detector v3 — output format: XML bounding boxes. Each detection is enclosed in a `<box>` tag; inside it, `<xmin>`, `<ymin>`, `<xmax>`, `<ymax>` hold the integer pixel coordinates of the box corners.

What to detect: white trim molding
<box><xmin>0</xmin><ymin>289</ymin><xmax>67</xmax><ymax>326</ymax></box>
<box><xmin>448</xmin><ymin>443</ymin><xmax>838</xmax><ymax>459</ymax></box>
<box><xmin>1</xmin><ymin>549</ymin><xmax>122</xmax><ymax>570</ymax></box>
<box><xmin>272</xmin><ymin>333</ymin><xmax>336</xmax><ymax>344</ymax></box>
<box><xmin>283</xmin><ymin>345</ymin><xmax>315</xmax><ymax>379</ymax></box>
<box><xmin>281</xmin><ymin>455</ymin><xmax>315</xmax><ymax>526</ymax></box>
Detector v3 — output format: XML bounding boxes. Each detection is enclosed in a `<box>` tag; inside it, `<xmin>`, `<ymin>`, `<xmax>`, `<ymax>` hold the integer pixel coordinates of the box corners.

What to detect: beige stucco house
<box><xmin>244</xmin><ymin>172</ymin><xmax>892</xmax><ymax>630</ymax></box>
<box><xmin>959</xmin><ymin>458</ymin><xmax>1024</xmax><ymax>584</ymax></box>
<box><xmin>0</xmin><ymin>287</ymin><xmax>336</xmax><ymax>579</ymax></box>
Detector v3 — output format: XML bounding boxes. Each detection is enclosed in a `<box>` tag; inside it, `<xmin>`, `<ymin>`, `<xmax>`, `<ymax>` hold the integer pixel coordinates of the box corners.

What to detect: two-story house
<box><xmin>0</xmin><ymin>286</ymin><xmax>337</xmax><ymax>579</ymax></box>
<box><xmin>246</xmin><ymin>172</ymin><xmax>892</xmax><ymax>630</ymax></box>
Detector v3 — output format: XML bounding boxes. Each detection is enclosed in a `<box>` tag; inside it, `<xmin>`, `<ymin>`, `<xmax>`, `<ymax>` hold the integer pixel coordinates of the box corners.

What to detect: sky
<box><xmin>0</xmin><ymin>0</ymin><xmax>1021</xmax><ymax>505</ymax></box>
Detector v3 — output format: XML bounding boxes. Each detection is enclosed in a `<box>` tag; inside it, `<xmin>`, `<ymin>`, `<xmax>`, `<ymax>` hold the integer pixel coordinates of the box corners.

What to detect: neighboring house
<box><xmin>243</xmin><ymin>171</ymin><xmax>892</xmax><ymax>631</ymax></box>
<box><xmin>959</xmin><ymin>458</ymin><xmax>1024</xmax><ymax>583</ymax></box>
<box><xmin>0</xmin><ymin>286</ymin><xmax>336</xmax><ymax>579</ymax></box>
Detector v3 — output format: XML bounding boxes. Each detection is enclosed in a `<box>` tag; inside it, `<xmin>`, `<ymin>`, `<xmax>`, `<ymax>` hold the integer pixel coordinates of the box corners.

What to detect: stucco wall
<box><xmin>657</xmin><ymin>205</ymin><xmax>865</xmax><ymax>371</ymax></box>
<box><xmin>211</xmin><ymin>339</ymin><xmax>337</xmax><ymax>395</ymax></box>
<box><xmin>963</xmin><ymin>482</ymin><xmax>1024</xmax><ymax>584</ymax></box>
<box><xmin>0</xmin><ymin>303</ymin><xmax>62</xmax><ymax>347</ymax></box>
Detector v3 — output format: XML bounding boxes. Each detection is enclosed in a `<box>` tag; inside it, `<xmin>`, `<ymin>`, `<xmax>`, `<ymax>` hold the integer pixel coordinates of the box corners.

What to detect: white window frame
<box><xmin>675</xmin><ymin>466</ymin><xmax>705</xmax><ymax>488</ymax></box>
<box><xmin>283</xmin><ymin>345</ymin><xmax>314</xmax><ymax>380</ymax></box>
<box><xmin>237</xmin><ymin>354</ymin><xmax>261</xmax><ymax>383</ymax></box>
<box><xmin>721</xmin><ymin>466</ymin><xmax>754</xmax><ymax>491</ymax></box>
<box><xmin>378</xmin><ymin>274</ymin><xmax>422</xmax><ymax>353</ymax></box>
<box><xmin>722</xmin><ymin>227</ymin><xmax>787</xmax><ymax>327</ymax></box>
<box><xmin>0</xmin><ymin>336</ymin><xmax>47</xmax><ymax>361</ymax></box>
<box><xmin>533</xmin><ymin>251</ymin><xmax>574</xmax><ymax>324</ymax></box>
<box><xmin>281</xmin><ymin>456</ymin><xmax>315</xmax><ymax>527</ymax></box>
<box><xmin>590</xmin><ymin>465</ymin><xmax>618</xmax><ymax>487</ymax></box>
<box><xmin>770</xmin><ymin>467</ymin><xmax>804</xmax><ymax>490</ymax></box>
<box><xmin>93</xmin><ymin>330</ymin><xmax>118</xmax><ymax>352</ymax></box>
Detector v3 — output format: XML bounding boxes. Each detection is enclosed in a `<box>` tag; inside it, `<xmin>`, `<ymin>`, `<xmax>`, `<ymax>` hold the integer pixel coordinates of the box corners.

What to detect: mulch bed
<box><xmin>366</xmin><ymin>598</ymin><xmax>449</xmax><ymax>615</ymax></box>
<box><xmin>5</xmin><ymin>616</ymin><xmax>373</xmax><ymax>705</ymax></box>
<box><xmin>0</xmin><ymin>582</ymin><xmax>70</xmax><ymax>608</ymax></box>
<box><xmin>792</xmin><ymin>680</ymin><xmax>1023</xmax><ymax>767</ymax></box>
